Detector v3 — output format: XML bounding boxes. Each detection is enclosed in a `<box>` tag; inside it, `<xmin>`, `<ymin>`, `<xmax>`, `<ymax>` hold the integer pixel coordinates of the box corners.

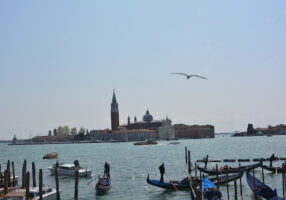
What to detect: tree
<box><xmin>57</xmin><ymin>126</ymin><xmax>70</xmax><ymax>136</ymax></box>
<box><xmin>78</xmin><ymin>127</ymin><xmax>85</xmax><ymax>135</ymax></box>
<box><xmin>86</xmin><ymin>129</ymin><xmax>90</xmax><ymax>140</ymax></box>
<box><xmin>48</xmin><ymin>130</ymin><xmax>52</xmax><ymax>136</ymax></box>
<box><xmin>53</xmin><ymin>128</ymin><xmax>57</xmax><ymax>136</ymax></box>
<box><xmin>70</xmin><ymin>128</ymin><xmax>77</xmax><ymax>136</ymax></box>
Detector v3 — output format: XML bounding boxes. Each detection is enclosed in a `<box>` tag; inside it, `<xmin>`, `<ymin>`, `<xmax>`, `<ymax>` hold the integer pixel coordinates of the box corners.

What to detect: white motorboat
<box><xmin>47</xmin><ymin>163</ymin><xmax>91</xmax><ymax>177</ymax></box>
<box><xmin>0</xmin><ymin>186</ymin><xmax>58</xmax><ymax>200</ymax></box>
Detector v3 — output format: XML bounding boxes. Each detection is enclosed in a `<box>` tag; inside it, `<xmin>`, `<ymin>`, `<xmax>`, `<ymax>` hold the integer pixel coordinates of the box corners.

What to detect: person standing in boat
<box><xmin>74</xmin><ymin>160</ymin><xmax>80</xmax><ymax>170</ymax></box>
<box><xmin>104</xmin><ymin>162</ymin><xmax>110</xmax><ymax>179</ymax></box>
<box><xmin>269</xmin><ymin>153</ymin><xmax>277</xmax><ymax>167</ymax></box>
<box><xmin>204</xmin><ymin>155</ymin><xmax>209</xmax><ymax>169</ymax></box>
<box><xmin>159</xmin><ymin>163</ymin><xmax>165</xmax><ymax>182</ymax></box>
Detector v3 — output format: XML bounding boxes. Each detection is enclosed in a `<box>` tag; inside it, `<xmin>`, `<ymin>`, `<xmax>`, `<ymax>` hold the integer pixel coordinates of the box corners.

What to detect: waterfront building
<box><xmin>174</xmin><ymin>124</ymin><xmax>215</xmax><ymax>139</ymax></box>
<box><xmin>90</xmin><ymin>129</ymin><xmax>157</xmax><ymax>142</ymax></box>
<box><xmin>158</xmin><ymin>117</ymin><xmax>175</xmax><ymax>140</ymax></box>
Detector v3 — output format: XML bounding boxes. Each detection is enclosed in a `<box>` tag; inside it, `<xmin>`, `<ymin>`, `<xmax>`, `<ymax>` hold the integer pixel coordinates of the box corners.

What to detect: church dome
<box><xmin>143</xmin><ymin>110</ymin><xmax>153</xmax><ymax>122</ymax></box>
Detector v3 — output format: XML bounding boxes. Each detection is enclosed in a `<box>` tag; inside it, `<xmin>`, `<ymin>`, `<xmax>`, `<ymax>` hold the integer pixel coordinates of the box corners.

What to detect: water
<box><xmin>1</xmin><ymin>135</ymin><xmax>286</xmax><ymax>200</ymax></box>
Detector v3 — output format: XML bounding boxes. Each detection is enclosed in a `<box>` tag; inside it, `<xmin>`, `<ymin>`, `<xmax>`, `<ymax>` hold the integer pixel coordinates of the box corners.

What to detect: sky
<box><xmin>0</xmin><ymin>1</ymin><xmax>286</xmax><ymax>139</ymax></box>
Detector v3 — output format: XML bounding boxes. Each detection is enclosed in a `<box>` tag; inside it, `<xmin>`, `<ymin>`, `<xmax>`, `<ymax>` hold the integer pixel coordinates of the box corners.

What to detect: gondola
<box><xmin>96</xmin><ymin>175</ymin><xmax>111</xmax><ymax>194</ymax></box>
<box><xmin>210</xmin><ymin>172</ymin><xmax>243</xmax><ymax>185</ymax></box>
<box><xmin>146</xmin><ymin>175</ymin><xmax>190</xmax><ymax>190</ymax></box>
<box><xmin>202</xmin><ymin>178</ymin><xmax>223</xmax><ymax>200</ymax></box>
<box><xmin>246</xmin><ymin>172</ymin><xmax>284</xmax><ymax>200</ymax></box>
<box><xmin>197</xmin><ymin>163</ymin><xmax>261</xmax><ymax>175</ymax></box>
<box><xmin>262</xmin><ymin>165</ymin><xmax>286</xmax><ymax>173</ymax></box>
<box><xmin>146</xmin><ymin>172</ymin><xmax>243</xmax><ymax>190</ymax></box>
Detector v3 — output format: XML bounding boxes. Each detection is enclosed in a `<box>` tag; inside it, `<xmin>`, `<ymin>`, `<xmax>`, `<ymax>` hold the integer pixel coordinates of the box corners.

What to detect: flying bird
<box><xmin>171</xmin><ymin>73</ymin><xmax>207</xmax><ymax>80</ymax></box>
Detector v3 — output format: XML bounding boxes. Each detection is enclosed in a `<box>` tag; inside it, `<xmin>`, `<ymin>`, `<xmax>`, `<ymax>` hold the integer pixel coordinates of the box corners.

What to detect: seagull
<box><xmin>171</xmin><ymin>73</ymin><xmax>207</xmax><ymax>79</ymax></box>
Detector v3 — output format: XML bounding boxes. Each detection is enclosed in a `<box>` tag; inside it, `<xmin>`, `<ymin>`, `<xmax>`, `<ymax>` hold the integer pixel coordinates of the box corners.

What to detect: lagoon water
<box><xmin>1</xmin><ymin>135</ymin><xmax>286</xmax><ymax>200</ymax></box>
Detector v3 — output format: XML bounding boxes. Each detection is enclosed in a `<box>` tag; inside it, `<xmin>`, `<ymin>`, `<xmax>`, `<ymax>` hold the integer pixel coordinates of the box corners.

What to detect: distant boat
<box><xmin>202</xmin><ymin>178</ymin><xmax>222</xmax><ymax>200</ymax></box>
<box><xmin>168</xmin><ymin>142</ymin><xmax>180</xmax><ymax>145</ymax></box>
<box><xmin>43</xmin><ymin>152</ymin><xmax>58</xmax><ymax>159</ymax></box>
<box><xmin>0</xmin><ymin>185</ymin><xmax>59</xmax><ymax>200</ymax></box>
<box><xmin>246</xmin><ymin>172</ymin><xmax>284</xmax><ymax>200</ymax></box>
<box><xmin>48</xmin><ymin>162</ymin><xmax>91</xmax><ymax>177</ymax></box>
<box><xmin>133</xmin><ymin>139</ymin><xmax>157</xmax><ymax>146</ymax></box>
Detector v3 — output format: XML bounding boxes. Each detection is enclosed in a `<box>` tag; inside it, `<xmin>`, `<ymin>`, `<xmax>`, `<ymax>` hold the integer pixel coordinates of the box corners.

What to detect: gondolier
<box><xmin>204</xmin><ymin>155</ymin><xmax>209</xmax><ymax>169</ymax></box>
<box><xmin>104</xmin><ymin>162</ymin><xmax>110</xmax><ymax>179</ymax></box>
<box><xmin>269</xmin><ymin>153</ymin><xmax>278</xmax><ymax>167</ymax></box>
<box><xmin>159</xmin><ymin>163</ymin><xmax>165</xmax><ymax>182</ymax></box>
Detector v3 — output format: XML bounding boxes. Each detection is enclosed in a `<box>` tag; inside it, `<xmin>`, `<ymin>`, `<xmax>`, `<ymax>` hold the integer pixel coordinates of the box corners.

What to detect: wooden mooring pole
<box><xmin>234</xmin><ymin>180</ymin><xmax>238</xmax><ymax>200</ymax></box>
<box><xmin>39</xmin><ymin>169</ymin><xmax>43</xmax><ymax>200</ymax></box>
<box><xmin>262</xmin><ymin>164</ymin><xmax>265</xmax><ymax>183</ymax></box>
<box><xmin>55</xmin><ymin>162</ymin><xmax>60</xmax><ymax>200</ymax></box>
<box><xmin>25</xmin><ymin>172</ymin><xmax>30</xmax><ymax>200</ymax></box>
<box><xmin>6</xmin><ymin>160</ymin><xmax>10</xmax><ymax>186</ymax></box>
<box><xmin>74</xmin><ymin>171</ymin><xmax>79</xmax><ymax>199</ymax></box>
<box><xmin>188</xmin><ymin>150</ymin><xmax>191</xmax><ymax>173</ymax></box>
<box><xmin>282</xmin><ymin>163</ymin><xmax>285</xmax><ymax>199</ymax></box>
<box><xmin>12</xmin><ymin>161</ymin><xmax>16</xmax><ymax>186</ymax></box>
<box><xmin>216</xmin><ymin>165</ymin><xmax>219</xmax><ymax>189</ymax></box>
<box><xmin>0</xmin><ymin>164</ymin><xmax>2</xmax><ymax>187</ymax></box>
<box><xmin>226</xmin><ymin>171</ymin><xmax>229</xmax><ymax>200</ymax></box>
<box><xmin>32</xmin><ymin>162</ymin><xmax>36</xmax><ymax>187</ymax></box>
<box><xmin>22</xmin><ymin>160</ymin><xmax>27</xmax><ymax>188</ymax></box>
<box><xmin>239</xmin><ymin>164</ymin><xmax>243</xmax><ymax>197</ymax></box>
<box><xmin>194</xmin><ymin>162</ymin><xmax>197</xmax><ymax>178</ymax></box>
<box><xmin>185</xmin><ymin>147</ymin><xmax>187</xmax><ymax>164</ymax></box>
<box><xmin>4</xmin><ymin>170</ymin><xmax>8</xmax><ymax>194</ymax></box>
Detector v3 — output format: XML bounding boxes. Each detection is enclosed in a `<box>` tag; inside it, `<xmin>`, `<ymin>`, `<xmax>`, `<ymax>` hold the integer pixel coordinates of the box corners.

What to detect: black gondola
<box><xmin>202</xmin><ymin>178</ymin><xmax>223</xmax><ymax>200</ymax></box>
<box><xmin>262</xmin><ymin>165</ymin><xmax>286</xmax><ymax>173</ymax></box>
<box><xmin>246</xmin><ymin>172</ymin><xmax>284</xmax><ymax>200</ymax></box>
<box><xmin>197</xmin><ymin>163</ymin><xmax>261</xmax><ymax>175</ymax></box>
<box><xmin>146</xmin><ymin>172</ymin><xmax>243</xmax><ymax>190</ymax></box>
<box><xmin>146</xmin><ymin>175</ymin><xmax>190</xmax><ymax>190</ymax></box>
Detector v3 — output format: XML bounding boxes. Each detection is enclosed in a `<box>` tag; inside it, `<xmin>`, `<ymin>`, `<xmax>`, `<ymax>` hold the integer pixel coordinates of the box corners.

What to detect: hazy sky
<box><xmin>1</xmin><ymin>1</ymin><xmax>286</xmax><ymax>139</ymax></box>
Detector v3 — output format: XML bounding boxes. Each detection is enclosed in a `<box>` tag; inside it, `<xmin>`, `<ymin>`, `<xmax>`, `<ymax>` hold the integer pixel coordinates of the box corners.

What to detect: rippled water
<box><xmin>1</xmin><ymin>135</ymin><xmax>286</xmax><ymax>200</ymax></box>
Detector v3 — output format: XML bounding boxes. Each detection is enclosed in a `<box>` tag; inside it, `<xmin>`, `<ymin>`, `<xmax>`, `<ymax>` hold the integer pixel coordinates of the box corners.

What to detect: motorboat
<box><xmin>47</xmin><ymin>161</ymin><xmax>91</xmax><ymax>177</ymax></box>
<box><xmin>0</xmin><ymin>186</ymin><xmax>58</xmax><ymax>200</ymax></box>
<box><xmin>133</xmin><ymin>139</ymin><xmax>157</xmax><ymax>146</ymax></box>
<box><xmin>43</xmin><ymin>152</ymin><xmax>58</xmax><ymax>159</ymax></box>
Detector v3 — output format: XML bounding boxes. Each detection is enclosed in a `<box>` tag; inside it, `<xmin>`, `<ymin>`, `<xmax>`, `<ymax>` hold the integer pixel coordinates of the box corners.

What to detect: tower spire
<box><xmin>111</xmin><ymin>90</ymin><xmax>119</xmax><ymax>130</ymax></box>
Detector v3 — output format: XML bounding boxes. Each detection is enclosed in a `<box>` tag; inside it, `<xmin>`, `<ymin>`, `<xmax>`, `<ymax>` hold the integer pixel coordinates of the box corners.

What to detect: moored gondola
<box><xmin>96</xmin><ymin>175</ymin><xmax>111</xmax><ymax>194</ymax></box>
<box><xmin>197</xmin><ymin>163</ymin><xmax>261</xmax><ymax>175</ymax></box>
<box><xmin>202</xmin><ymin>178</ymin><xmax>223</xmax><ymax>200</ymax></box>
<box><xmin>210</xmin><ymin>172</ymin><xmax>243</xmax><ymax>185</ymax></box>
<box><xmin>246</xmin><ymin>172</ymin><xmax>284</xmax><ymax>200</ymax></box>
<box><xmin>262</xmin><ymin>165</ymin><xmax>286</xmax><ymax>173</ymax></box>
<box><xmin>146</xmin><ymin>174</ymin><xmax>190</xmax><ymax>190</ymax></box>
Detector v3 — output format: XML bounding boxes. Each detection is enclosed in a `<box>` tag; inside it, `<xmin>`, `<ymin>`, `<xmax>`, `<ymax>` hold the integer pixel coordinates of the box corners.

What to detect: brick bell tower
<box><xmin>111</xmin><ymin>90</ymin><xmax>119</xmax><ymax>130</ymax></box>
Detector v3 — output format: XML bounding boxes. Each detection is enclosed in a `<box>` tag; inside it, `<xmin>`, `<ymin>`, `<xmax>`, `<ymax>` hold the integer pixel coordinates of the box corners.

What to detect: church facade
<box><xmin>90</xmin><ymin>91</ymin><xmax>175</xmax><ymax>142</ymax></box>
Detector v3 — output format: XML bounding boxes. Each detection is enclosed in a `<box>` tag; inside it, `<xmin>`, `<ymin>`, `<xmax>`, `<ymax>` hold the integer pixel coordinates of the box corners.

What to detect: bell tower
<box><xmin>111</xmin><ymin>90</ymin><xmax>119</xmax><ymax>130</ymax></box>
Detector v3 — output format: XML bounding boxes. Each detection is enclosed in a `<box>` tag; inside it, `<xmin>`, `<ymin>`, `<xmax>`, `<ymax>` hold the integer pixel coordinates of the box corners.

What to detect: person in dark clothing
<box><xmin>204</xmin><ymin>155</ymin><xmax>209</xmax><ymax>169</ymax></box>
<box><xmin>159</xmin><ymin>163</ymin><xmax>165</xmax><ymax>182</ymax></box>
<box><xmin>269</xmin><ymin>153</ymin><xmax>277</xmax><ymax>167</ymax></box>
<box><xmin>104</xmin><ymin>162</ymin><xmax>110</xmax><ymax>179</ymax></box>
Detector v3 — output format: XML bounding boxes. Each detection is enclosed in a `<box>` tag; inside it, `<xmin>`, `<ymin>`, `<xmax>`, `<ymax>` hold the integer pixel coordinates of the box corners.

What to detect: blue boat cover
<box><xmin>202</xmin><ymin>178</ymin><xmax>216</xmax><ymax>191</ymax></box>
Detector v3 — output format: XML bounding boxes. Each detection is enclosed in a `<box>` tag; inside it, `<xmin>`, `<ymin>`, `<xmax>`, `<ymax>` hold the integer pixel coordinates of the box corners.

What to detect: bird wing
<box><xmin>191</xmin><ymin>74</ymin><xmax>207</xmax><ymax>79</ymax></box>
<box><xmin>171</xmin><ymin>73</ymin><xmax>188</xmax><ymax>77</ymax></box>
